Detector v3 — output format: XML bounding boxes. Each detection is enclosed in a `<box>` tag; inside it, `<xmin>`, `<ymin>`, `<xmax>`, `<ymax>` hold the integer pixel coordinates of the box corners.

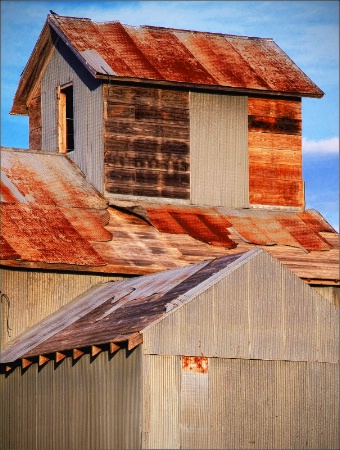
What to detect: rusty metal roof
<box><xmin>11</xmin><ymin>14</ymin><xmax>323</xmax><ymax>115</ymax></box>
<box><xmin>1</xmin><ymin>147</ymin><xmax>338</xmax><ymax>283</ymax></box>
<box><xmin>0</xmin><ymin>251</ymin><xmax>255</xmax><ymax>364</ymax></box>
<box><xmin>1</xmin><ymin>148</ymin><xmax>107</xmax><ymax>209</ymax></box>
<box><xmin>0</xmin><ymin>148</ymin><xmax>109</xmax><ymax>266</ymax></box>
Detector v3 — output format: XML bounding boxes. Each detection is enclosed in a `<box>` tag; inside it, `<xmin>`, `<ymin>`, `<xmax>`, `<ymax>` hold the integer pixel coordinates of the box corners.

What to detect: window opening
<box><xmin>58</xmin><ymin>84</ymin><xmax>74</xmax><ymax>153</ymax></box>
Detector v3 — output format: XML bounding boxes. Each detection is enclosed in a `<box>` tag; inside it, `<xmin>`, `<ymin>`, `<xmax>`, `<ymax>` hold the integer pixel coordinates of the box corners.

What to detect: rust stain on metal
<box><xmin>141</xmin><ymin>205</ymin><xmax>236</xmax><ymax>249</ymax></box>
<box><xmin>221</xmin><ymin>208</ymin><xmax>332</xmax><ymax>252</ymax></box>
<box><xmin>0</xmin><ymin>236</ymin><xmax>21</xmax><ymax>260</ymax></box>
<box><xmin>11</xmin><ymin>15</ymin><xmax>324</xmax><ymax>116</ymax></box>
<box><xmin>182</xmin><ymin>356</ymin><xmax>208</xmax><ymax>374</ymax></box>
<box><xmin>48</xmin><ymin>15</ymin><xmax>323</xmax><ymax>97</ymax></box>
<box><xmin>1</xmin><ymin>149</ymin><xmax>107</xmax><ymax>209</ymax></box>
<box><xmin>1</xmin><ymin>203</ymin><xmax>106</xmax><ymax>265</ymax></box>
<box><xmin>298</xmin><ymin>210</ymin><xmax>336</xmax><ymax>233</ymax></box>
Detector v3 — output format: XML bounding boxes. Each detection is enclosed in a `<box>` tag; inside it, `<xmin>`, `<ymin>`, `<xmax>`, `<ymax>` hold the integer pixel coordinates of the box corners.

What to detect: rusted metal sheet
<box><xmin>11</xmin><ymin>14</ymin><xmax>323</xmax><ymax>115</ymax></box>
<box><xmin>182</xmin><ymin>356</ymin><xmax>208</xmax><ymax>374</ymax></box>
<box><xmin>1</xmin><ymin>148</ymin><xmax>107</xmax><ymax>209</ymax></box>
<box><xmin>125</xmin><ymin>203</ymin><xmax>334</xmax><ymax>252</ymax></box>
<box><xmin>1</xmin><ymin>148</ymin><xmax>338</xmax><ymax>282</ymax></box>
<box><xmin>219</xmin><ymin>207</ymin><xmax>333</xmax><ymax>252</ymax></box>
<box><xmin>0</xmin><ymin>236</ymin><xmax>20</xmax><ymax>260</ymax></box>
<box><xmin>1</xmin><ymin>203</ymin><xmax>106</xmax><ymax>266</ymax></box>
<box><xmin>1</xmin><ymin>147</ymin><xmax>109</xmax><ymax>266</ymax></box>
<box><xmin>49</xmin><ymin>16</ymin><xmax>323</xmax><ymax>97</ymax></box>
<box><xmin>139</xmin><ymin>204</ymin><xmax>236</xmax><ymax>248</ymax></box>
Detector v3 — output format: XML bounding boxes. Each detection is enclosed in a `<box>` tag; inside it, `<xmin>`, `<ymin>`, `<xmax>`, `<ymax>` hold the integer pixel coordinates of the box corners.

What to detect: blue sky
<box><xmin>1</xmin><ymin>0</ymin><xmax>339</xmax><ymax>229</ymax></box>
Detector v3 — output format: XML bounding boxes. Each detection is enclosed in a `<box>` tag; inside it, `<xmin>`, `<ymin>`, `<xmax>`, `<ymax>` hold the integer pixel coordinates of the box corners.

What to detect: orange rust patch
<box><xmin>181</xmin><ymin>356</ymin><xmax>208</xmax><ymax>374</ymax></box>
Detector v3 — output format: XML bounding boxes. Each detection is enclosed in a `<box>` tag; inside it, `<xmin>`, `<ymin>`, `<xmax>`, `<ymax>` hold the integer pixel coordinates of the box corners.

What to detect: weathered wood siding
<box><xmin>248</xmin><ymin>96</ymin><xmax>303</xmax><ymax>208</ymax></box>
<box><xmin>0</xmin><ymin>268</ymin><xmax>123</xmax><ymax>346</ymax></box>
<box><xmin>142</xmin><ymin>355</ymin><xmax>338</xmax><ymax>449</ymax></box>
<box><xmin>190</xmin><ymin>92</ymin><xmax>249</xmax><ymax>207</ymax></box>
<box><xmin>28</xmin><ymin>85</ymin><xmax>42</xmax><ymax>150</ymax></box>
<box><xmin>103</xmin><ymin>84</ymin><xmax>190</xmax><ymax>200</ymax></box>
<box><xmin>0</xmin><ymin>348</ymin><xmax>142</xmax><ymax>450</ymax></box>
<box><xmin>40</xmin><ymin>39</ymin><xmax>104</xmax><ymax>191</ymax></box>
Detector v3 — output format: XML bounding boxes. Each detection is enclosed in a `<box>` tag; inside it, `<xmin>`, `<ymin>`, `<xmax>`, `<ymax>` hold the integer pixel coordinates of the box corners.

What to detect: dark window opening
<box><xmin>58</xmin><ymin>84</ymin><xmax>74</xmax><ymax>153</ymax></box>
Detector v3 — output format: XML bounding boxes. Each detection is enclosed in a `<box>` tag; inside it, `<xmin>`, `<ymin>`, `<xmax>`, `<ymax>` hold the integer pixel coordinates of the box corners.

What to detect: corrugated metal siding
<box><xmin>0</xmin><ymin>268</ymin><xmax>123</xmax><ymax>346</ymax></box>
<box><xmin>143</xmin><ymin>250</ymin><xmax>339</xmax><ymax>362</ymax></box>
<box><xmin>141</xmin><ymin>355</ymin><xmax>338</xmax><ymax>449</ymax></box>
<box><xmin>41</xmin><ymin>39</ymin><xmax>104</xmax><ymax>192</ymax></box>
<box><xmin>313</xmin><ymin>286</ymin><xmax>340</xmax><ymax>307</ymax></box>
<box><xmin>142</xmin><ymin>354</ymin><xmax>181</xmax><ymax>449</ymax></box>
<box><xmin>0</xmin><ymin>348</ymin><xmax>142</xmax><ymax>449</ymax></box>
<box><xmin>189</xmin><ymin>92</ymin><xmax>249</xmax><ymax>207</ymax></box>
<box><xmin>207</xmin><ymin>358</ymin><xmax>338</xmax><ymax>449</ymax></box>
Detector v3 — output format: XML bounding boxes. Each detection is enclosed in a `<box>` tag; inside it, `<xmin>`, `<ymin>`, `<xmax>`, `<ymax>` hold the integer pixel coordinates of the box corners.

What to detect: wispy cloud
<box><xmin>302</xmin><ymin>137</ymin><xmax>339</xmax><ymax>154</ymax></box>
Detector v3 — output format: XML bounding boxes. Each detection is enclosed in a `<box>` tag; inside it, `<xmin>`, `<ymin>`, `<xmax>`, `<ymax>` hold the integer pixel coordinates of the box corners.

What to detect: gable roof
<box><xmin>11</xmin><ymin>13</ymin><xmax>323</xmax><ymax>115</ymax></box>
<box><xmin>1</xmin><ymin>147</ymin><xmax>338</xmax><ymax>284</ymax></box>
<box><xmin>0</xmin><ymin>252</ymin><xmax>248</xmax><ymax>363</ymax></box>
<box><xmin>2</xmin><ymin>248</ymin><xmax>338</xmax><ymax>367</ymax></box>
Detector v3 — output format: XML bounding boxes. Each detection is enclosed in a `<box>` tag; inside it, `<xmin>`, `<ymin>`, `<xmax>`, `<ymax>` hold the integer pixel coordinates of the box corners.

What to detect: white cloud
<box><xmin>302</xmin><ymin>137</ymin><xmax>339</xmax><ymax>154</ymax></box>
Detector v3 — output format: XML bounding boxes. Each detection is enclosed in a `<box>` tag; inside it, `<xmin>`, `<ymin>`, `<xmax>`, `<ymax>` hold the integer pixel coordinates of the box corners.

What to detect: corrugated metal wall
<box><xmin>41</xmin><ymin>40</ymin><xmax>104</xmax><ymax>192</ymax></box>
<box><xmin>141</xmin><ymin>250</ymin><xmax>339</xmax><ymax>448</ymax></box>
<box><xmin>189</xmin><ymin>92</ymin><xmax>249</xmax><ymax>208</ymax></box>
<box><xmin>143</xmin><ymin>250</ymin><xmax>339</xmax><ymax>363</ymax></box>
<box><xmin>313</xmin><ymin>286</ymin><xmax>340</xmax><ymax>307</ymax></box>
<box><xmin>142</xmin><ymin>355</ymin><xmax>338</xmax><ymax>449</ymax></box>
<box><xmin>0</xmin><ymin>268</ymin><xmax>123</xmax><ymax>346</ymax></box>
<box><xmin>142</xmin><ymin>354</ymin><xmax>181</xmax><ymax>448</ymax></box>
<box><xmin>0</xmin><ymin>348</ymin><xmax>142</xmax><ymax>450</ymax></box>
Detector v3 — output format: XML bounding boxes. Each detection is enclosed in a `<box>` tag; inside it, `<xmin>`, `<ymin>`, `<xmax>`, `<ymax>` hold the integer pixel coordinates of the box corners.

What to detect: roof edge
<box><xmin>141</xmin><ymin>249</ymin><xmax>262</xmax><ymax>333</ymax></box>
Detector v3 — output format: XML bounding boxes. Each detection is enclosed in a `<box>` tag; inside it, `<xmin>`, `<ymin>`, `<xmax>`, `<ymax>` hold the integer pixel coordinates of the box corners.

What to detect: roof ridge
<box><xmin>139</xmin><ymin>24</ymin><xmax>273</xmax><ymax>41</ymax></box>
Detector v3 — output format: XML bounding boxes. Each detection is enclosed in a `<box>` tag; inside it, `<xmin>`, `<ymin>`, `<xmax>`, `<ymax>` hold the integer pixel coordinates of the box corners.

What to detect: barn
<box><xmin>0</xmin><ymin>12</ymin><xmax>339</xmax><ymax>450</ymax></box>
